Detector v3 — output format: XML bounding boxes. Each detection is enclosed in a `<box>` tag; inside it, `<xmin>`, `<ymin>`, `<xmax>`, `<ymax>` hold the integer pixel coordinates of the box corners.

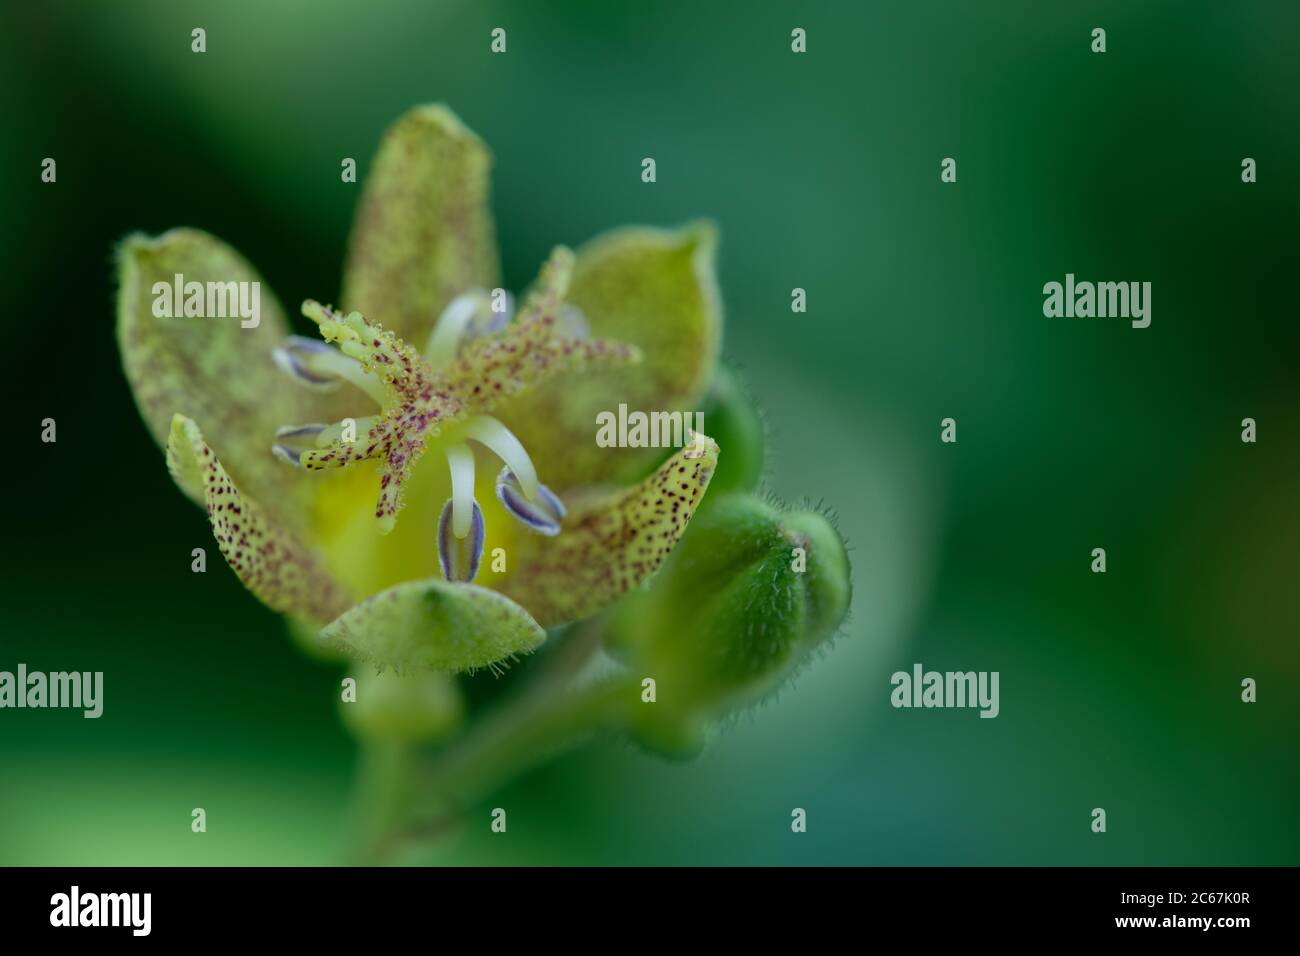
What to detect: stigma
<box><xmin>271</xmin><ymin>289</ymin><xmax>569</xmax><ymax>583</ymax></box>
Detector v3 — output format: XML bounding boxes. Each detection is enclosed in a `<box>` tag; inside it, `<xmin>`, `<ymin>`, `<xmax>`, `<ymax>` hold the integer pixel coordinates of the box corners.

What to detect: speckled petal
<box><xmin>320</xmin><ymin>578</ymin><xmax>546</xmax><ymax>674</ymax></box>
<box><xmin>340</xmin><ymin>104</ymin><xmax>501</xmax><ymax>346</ymax></box>
<box><xmin>498</xmin><ymin>222</ymin><xmax>722</xmax><ymax>488</ymax></box>
<box><xmin>117</xmin><ymin>229</ymin><xmax>319</xmax><ymax>533</ymax></box>
<box><xmin>167</xmin><ymin>415</ymin><xmax>354</xmax><ymax>624</ymax></box>
<box><xmin>498</xmin><ymin>435</ymin><xmax>720</xmax><ymax>627</ymax></box>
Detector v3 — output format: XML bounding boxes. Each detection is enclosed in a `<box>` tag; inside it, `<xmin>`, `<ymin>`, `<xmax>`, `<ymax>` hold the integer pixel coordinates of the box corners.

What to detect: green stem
<box><xmin>426</xmin><ymin>676</ymin><xmax>631</xmax><ymax>803</ymax></box>
<box><xmin>384</xmin><ymin>674</ymin><xmax>635</xmax><ymax>856</ymax></box>
<box><xmin>356</xmin><ymin>623</ymin><xmax>637</xmax><ymax>862</ymax></box>
<box><xmin>345</xmin><ymin>739</ymin><xmax>419</xmax><ymax>865</ymax></box>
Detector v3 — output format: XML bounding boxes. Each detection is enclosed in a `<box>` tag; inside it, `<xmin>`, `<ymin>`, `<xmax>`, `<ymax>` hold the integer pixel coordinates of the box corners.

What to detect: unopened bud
<box><xmin>608</xmin><ymin>493</ymin><xmax>851</xmax><ymax>735</ymax></box>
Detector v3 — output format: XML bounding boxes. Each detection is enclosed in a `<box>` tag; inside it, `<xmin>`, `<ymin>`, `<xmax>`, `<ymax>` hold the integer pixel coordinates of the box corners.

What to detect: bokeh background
<box><xmin>2</xmin><ymin>0</ymin><xmax>1296</xmax><ymax>865</ymax></box>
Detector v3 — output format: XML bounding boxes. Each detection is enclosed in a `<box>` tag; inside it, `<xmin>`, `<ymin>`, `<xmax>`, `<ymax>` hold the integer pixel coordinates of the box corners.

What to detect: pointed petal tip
<box><xmin>680</xmin><ymin>218</ymin><xmax>719</xmax><ymax>253</ymax></box>
<box><xmin>404</xmin><ymin>103</ymin><xmax>488</xmax><ymax>148</ymax></box>
<box><xmin>683</xmin><ymin>432</ymin><xmax>720</xmax><ymax>466</ymax></box>
<box><xmin>115</xmin><ymin>227</ymin><xmax>187</xmax><ymax>262</ymax></box>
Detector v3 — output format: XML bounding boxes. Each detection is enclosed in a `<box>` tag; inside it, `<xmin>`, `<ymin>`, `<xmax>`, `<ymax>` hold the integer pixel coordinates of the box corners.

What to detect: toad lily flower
<box><xmin>116</xmin><ymin>104</ymin><xmax>726</xmax><ymax>687</ymax></box>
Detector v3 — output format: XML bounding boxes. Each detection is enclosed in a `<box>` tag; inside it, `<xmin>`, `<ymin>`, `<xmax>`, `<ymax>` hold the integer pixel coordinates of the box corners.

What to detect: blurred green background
<box><xmin>2</xmin><ymin>0</ymin><xmax>1296</xmax><ymax>865</ymax></box>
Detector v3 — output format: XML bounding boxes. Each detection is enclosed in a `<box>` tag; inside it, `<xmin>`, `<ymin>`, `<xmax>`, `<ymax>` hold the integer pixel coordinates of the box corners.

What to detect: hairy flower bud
<box><xmin>608</xmin><ymin>493</ymin><xmax>851</xmax><ymax>740</ymax></box>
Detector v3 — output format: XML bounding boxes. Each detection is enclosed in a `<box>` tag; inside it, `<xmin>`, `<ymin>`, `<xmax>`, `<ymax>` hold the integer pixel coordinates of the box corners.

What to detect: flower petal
<box><xmin>167</xmin><ymin>414</ymin><xmax>355</xmax><ymax>624</ymax></box>
<box><xmin>340</xmin><ymin>104</ymin><xmax>501</xmax><ymax>346</ymax></box>
<box><xmin>498</xmin><ymin>435</ymin><xmax>720</xmax><ymax>627</ymax></box>
<box><xmin>320</xmin><ymin>578</ymin><xmax>546</xmax><ymax>673</ymax></box>
<box><xmin>499</xmin><ymin>222</ymin><xmax>722</xmax><ymax>488</ymax></box>
<box><xmin>117</xmin><ymin>228</ymin><xmax>318</xmax><ymax>532</ymax></box>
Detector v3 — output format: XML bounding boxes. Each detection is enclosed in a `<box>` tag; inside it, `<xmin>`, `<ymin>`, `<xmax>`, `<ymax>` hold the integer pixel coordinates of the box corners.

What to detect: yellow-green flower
<box><xmin>116</xmin><ymin>105</ymin><xmax>725</xmax><ymax>684</ymax></box>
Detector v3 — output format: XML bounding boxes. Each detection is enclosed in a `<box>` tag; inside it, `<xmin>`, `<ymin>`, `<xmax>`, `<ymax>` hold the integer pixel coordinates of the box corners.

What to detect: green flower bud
<box><xmin>608</xmin><ymin>492</ymin><xmax>850</xmax><ymax>728</ymax></box>
<box><xmin>340</xmin><ymin>667</ymin><xmax>464</xmax><ymax>743</ymax></box>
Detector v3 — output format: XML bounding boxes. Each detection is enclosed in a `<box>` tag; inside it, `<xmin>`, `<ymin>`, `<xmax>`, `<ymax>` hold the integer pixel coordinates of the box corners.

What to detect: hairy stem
<box><xmin>362</xmin><ymin>622</ymin><xmax>636</xmax><ymax>863</ymax></box>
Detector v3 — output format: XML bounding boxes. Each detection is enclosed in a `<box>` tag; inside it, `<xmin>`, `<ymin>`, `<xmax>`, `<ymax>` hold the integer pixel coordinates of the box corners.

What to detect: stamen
<box><xmin>272</xmin><ymin>424</ymin><xmax>329</xmax><ymax>468</ymax></box>
<box><xmin>557</xmin><ymin>304</ymin><xmax>589</xmax><ymax>339</ymax></box>
<box><xmin>437</xmin><ymin>498</ymin><xmax>485</xmax><ymax>582</ymax></box>
<box><xmin>314</xmin><ymin>416</ymin><xmax>380</xmax><ymax>447</ymax></box>
<box><xmin>424</xmin><ymin>292</ymin><xmax>487</xmax><ymax>371</ymax></box>
<box><xmin>286</xmin><ymin>264</ymin><xmax>635</xmax><ymax>536</ymax></box>
<box><xmin>462</xmin><ymin>415</ymin><xmax>538</xmax><ymax>500</ymax></box>
<box><xmin>496</xmin><ymin>468</ymin><xmax>566</xmax><ymax>536</ymax></box>
<box><xmin>445</xmin><ymin>443</ymin><xmax>477</xmax><ymax>539</ymax></box>
<box><xmin>424</xmin><ymin>290</ymin><xmax>520</xmax><ymax>371</ymax></box>
<box><xmin>271</xmin><ymin>445</ymin><xmax>303</xmax><ymax>467</ymax></box>
<box><xmin>273</xmin><ymin>335</ymin><xmax>388</xmax><ymax>405</ymax></box>
<box><xmin>476</xmin><ymin>290</ymin><xmax>513</xmax><ymax>336</ymax></box>
<box><xmin>275</xmin><ymin>424</ymin><xmax>328</xmax><ymax>440</ymax></box>
<box><xmin>272</xmin><ymin>337</ymin><xmax>338</xmax><ymax>389</ymax></box>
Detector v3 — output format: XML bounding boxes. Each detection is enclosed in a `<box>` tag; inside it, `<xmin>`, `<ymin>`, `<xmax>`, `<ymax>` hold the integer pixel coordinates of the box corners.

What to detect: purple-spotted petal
<box><xmin>495</xmin><ymin>223</ymin><xmax>720</xmax><ymax>489</ymax></box>
<box><xmin>438</xmin><ymin>498</ymin><xmax>486</xmax><ymax>582</ymax></box>
<box><xmin>116</xmin><ymin>228</ymin><xmax>318</xmax><ymax>535</ymax></box>
<box><xmin>340</xmin><ymin>104</ymin><xmax>502</xmax><ymax>347</ymax></box>
<box><xmin>168</xmin><ymin>414</ymin><xmax>354</xmax><ymax>624</ymax></box>
<box><xmin>496</xmin><ymin>467</ymin><xmax>566</xmax><ymax>536</ymax></box>
<box><xmin>496</xmin><ymin>436</ymin><xmax>720</xmax><ymax>627</ymax></box>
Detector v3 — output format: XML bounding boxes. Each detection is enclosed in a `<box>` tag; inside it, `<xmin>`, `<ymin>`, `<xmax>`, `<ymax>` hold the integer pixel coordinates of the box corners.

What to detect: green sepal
<box><xmin>320</xmin><ymin>578</ymin><xmax>546</xmax><ymax>673</ymax></box>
